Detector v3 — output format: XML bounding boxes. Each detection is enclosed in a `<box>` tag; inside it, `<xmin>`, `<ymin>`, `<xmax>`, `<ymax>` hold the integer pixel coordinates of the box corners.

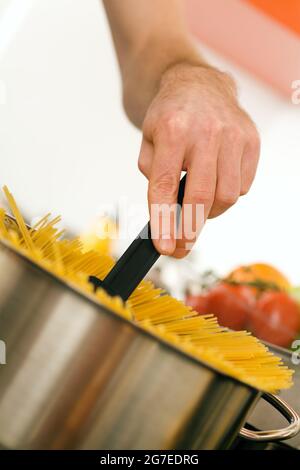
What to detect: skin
<box><xmin>103</xmin><ymin>0</ymin><xmax>260</xmax><ymax>258</ymax></box>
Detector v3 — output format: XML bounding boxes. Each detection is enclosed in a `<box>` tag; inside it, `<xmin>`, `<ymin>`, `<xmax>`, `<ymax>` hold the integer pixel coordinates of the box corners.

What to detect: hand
<box><xmin>138</xmin><ymin>63</ymin><xmax>260</xmax><ymax>258</ymax></box>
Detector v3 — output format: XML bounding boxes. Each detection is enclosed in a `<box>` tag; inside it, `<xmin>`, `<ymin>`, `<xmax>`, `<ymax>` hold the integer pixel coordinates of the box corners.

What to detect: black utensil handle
<box><xmin>90</xmin><ymin>174</ymin><xmax>186</xmax><ymax>301</ymax></box>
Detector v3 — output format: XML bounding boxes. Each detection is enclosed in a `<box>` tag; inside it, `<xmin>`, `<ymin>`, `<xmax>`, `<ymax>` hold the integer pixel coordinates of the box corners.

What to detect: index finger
<box><xmin>148</xmin><ymin>132</ymin><xmax>185</xmax><ymax>256</ymax></box>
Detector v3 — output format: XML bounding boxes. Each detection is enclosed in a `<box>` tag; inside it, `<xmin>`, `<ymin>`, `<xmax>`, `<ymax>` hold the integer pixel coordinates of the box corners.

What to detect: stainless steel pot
<box><xmin>248</xmin><ymin>343</ymin><xmax>300</xmax><ymax>449</ymax></box>
<box><xmin>0</xmin><ymin>241</ymin><xmax>299</xmax><ymax>450</ymax></box>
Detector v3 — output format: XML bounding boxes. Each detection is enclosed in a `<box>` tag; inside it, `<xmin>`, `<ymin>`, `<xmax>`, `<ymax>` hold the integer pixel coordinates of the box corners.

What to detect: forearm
<box><xmin>102</xmin><ymin>0</ymin><xmax>259</xmax><ymax>259</ymax></box>
<box><xmin>102</xmin><ymin>0</ymin><xmax>207</xmax><ymax>127</ymax></box>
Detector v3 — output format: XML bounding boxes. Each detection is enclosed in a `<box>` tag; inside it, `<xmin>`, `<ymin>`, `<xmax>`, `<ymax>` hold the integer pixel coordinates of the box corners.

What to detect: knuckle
<box><xmin>149</xmin><ymin>174</ymin><xmax>178</xmax><ymax>199</ymax></box>
<box><xmin>201</xmin><ymin>119</ymin><xmax>224</xmax><ymax>138</ymax></box>
<box><xmin>191</xmin><ymin>187</ymin><xmax>215</xmax><ymax>205</ymax></box>
<box><xmin>225</xmin><ymin>123</ymin><xmax>245</xmax><ymax>142</ymax></box>
<box><xmin>160</xmin><ymin>111</ymin><xmax>190</xmax><ymax>139</ymax></box>
<box><xmin>217</xmin><ymin>191</ymin><xmax>239</xmax><ymax>207</ymax></box>
<box><xmin>138</xmin><ymin>157</ymin><xmax>147</xmax><ymax>175</ymax></box>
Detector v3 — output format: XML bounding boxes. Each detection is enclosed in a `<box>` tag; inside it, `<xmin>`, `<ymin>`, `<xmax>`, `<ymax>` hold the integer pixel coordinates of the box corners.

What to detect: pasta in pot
<box><xmin>0</xmin><ymin>186</ymin><xmax>293</xmax><ymax>393</ymax></box>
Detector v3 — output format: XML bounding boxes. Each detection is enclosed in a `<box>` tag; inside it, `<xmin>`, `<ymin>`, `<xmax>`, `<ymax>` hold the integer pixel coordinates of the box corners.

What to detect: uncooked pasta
<box><xmin>0</xmin><ymin>187</ymin><xmax>293</xmax><ymax>393</ymax></box>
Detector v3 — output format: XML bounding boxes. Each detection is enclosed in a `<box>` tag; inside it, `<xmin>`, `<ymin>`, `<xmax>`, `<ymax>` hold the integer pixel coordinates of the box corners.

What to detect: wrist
<box><xmin>122</xmin><ymin>36</ymin><xmax>207</xmax><ymax>127</ymax></box>
<box><xmin>160</xmin><ymin>62</ymin><xmax>238</xmax><ymax>101</ymax></box>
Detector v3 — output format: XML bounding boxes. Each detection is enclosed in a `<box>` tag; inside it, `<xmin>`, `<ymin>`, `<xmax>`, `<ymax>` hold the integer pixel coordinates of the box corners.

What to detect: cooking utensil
<box><xmin>89</xmin><ymin>175</ymin><xmax>186</xmax><ymax>300</ymax></box>
<box><xmin>247</xmin><ymin>343</ymin><xmax>300</xmax><ymax>449</ymax></box>
<box><xmin>0</xmin><ymin>240</ymin><xmax>299</xmax><ymax>450</ymax></box>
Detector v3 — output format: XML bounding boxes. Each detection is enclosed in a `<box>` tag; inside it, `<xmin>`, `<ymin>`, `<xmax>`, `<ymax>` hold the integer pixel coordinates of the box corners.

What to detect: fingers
<box><xmin>147</xmin><ymin>115</ymin><xmax>187</xmax><ymax>256</ymax></box>
<box><xmin>173</xmin><ymin>126</ymin><xmax>220</xmax><ymax>258</ymax></box>
<box><xmin>240</xmin><ymin>128</ymin><xmax>261</xmax><ymax>195</ymax></box>
<box><xmin>140</xmin><ymin>110</ymin><xmax>260</xmax><ymax>259</ymax></box>
<box><xmin>138</xmin><ymin>138</ymin><xmax>154</xmax><ymax>178</ymax></box>
<box><xmin>209</xmin><ymin>126</ymin><xmax>244</xmax><ymax>219</ymax></box>
<box><xmin>209</xmin><ymin>121</ymin><xmax>260</xmax><ymax>218</ymax></box>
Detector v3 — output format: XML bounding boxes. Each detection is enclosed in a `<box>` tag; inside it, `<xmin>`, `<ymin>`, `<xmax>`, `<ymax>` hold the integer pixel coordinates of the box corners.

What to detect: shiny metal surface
<box><xmin>240</xmin><ymin>393</ymin><xmax>300</xmax><ymax>441</ymax></box>
<box><xmin>248</xmin><ymin>344</ymin><xmax>300</xmax><ymax>448</ymax></box>
<box><xmin>0</xmin><ymin>241</ymin><xmax>297</xmax><ymax>450</ymax></box>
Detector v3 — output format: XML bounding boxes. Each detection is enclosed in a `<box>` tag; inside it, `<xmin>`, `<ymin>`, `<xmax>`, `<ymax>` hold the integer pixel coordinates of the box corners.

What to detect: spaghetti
<box><xmin>0</xmin><ymin>187</ymin><xmax>293</xmax><ymax>393</ymax></box>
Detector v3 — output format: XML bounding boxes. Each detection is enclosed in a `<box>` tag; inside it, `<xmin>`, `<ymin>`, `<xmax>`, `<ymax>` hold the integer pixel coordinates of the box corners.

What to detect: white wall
<box><xmin>0</xmin><ymin>0</ymin><xmax>145</xmax><ymax>231</ymax></box>
<box><xmin>0</xmin><ymin>0</ymin><xmax>299</xmax><ymax>285</ymax></box>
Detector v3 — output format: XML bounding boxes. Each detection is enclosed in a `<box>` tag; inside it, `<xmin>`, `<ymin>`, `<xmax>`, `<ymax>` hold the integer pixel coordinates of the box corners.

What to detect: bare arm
<box><xmin>103</xmin><ymin>0</ymin><xmax>203</xmax><ymax>125</ymax></box>
<box><xmin>103</xmin><ymin>0</ymin><xmax>260</xmax><ymax>257</ymax></box>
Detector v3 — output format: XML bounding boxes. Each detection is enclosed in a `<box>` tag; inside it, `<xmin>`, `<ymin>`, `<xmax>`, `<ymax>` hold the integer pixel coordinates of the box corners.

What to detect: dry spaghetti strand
<box><xmin>0</xmin><ymin>186</ymin><xmax>293</xmax><ymax>393</ymax></box>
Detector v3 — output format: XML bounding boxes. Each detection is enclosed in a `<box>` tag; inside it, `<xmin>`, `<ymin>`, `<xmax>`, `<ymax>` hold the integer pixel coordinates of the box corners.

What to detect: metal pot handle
<box><xmin>239</xmin><ymin>393</ymin><xmax>300</xmax><ymax>442</ymax></box>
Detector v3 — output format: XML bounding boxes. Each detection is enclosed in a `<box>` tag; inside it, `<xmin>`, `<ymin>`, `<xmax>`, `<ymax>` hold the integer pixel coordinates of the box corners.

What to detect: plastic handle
<box><xmin>89</xmin><ymin>175</ymin><xmax>186</xmax><ymax>300</ymax></box>
<box><xmin>239</xmin><ymin>393</ymin><xmax>300</xmax><ymax>442</ymax></box>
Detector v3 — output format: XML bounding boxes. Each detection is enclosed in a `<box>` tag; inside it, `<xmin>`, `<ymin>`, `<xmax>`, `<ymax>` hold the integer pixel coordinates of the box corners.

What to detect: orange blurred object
<box><xmin>185</xmin><ymin>0</ymin><xmax>300</xmax><ymax>97</ymax></box>
<box><xmin>227</xmin><ymin>263</ymin><xmax>291</xmax><ymax>291</ymax></box>
<box><xmin>247</xmin><ymin>0</ymin><xmax>300</xmax><ymax>36</ymax></box>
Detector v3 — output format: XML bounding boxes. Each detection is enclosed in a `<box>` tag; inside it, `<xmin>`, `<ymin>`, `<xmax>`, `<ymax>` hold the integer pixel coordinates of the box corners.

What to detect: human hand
<box><xmin>138</xmin><ymin>63</ymin><xmax>260</xmax><ymax>258</ymax></box>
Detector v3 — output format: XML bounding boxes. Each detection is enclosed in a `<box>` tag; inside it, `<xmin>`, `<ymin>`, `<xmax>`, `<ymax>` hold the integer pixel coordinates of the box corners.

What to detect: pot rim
<box><xmin>0</xmin><ymin>237</ymin><xmax>267</xmax><ymax>394</ymax></box>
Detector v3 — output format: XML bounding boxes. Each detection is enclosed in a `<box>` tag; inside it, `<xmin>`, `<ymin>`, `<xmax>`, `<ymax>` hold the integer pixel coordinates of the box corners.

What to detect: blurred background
<box><xmin>0</xmin><ymin>0</ymin><xmax>299</xmax><ymax>296</ymax></box>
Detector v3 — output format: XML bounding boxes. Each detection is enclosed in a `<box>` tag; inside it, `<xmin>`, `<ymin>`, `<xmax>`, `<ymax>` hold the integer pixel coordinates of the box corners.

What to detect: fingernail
<box><xmin>159</xmin><ymin>238</ymin><xmax>175</xmax><ymax>255</ymax></box>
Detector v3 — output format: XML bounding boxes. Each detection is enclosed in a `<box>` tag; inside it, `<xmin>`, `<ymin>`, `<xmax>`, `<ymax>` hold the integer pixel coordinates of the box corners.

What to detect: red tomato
<box><xmin>235</xmin><ymin>284</ymin><xmax>257</xmax><ymax>307</ymax></box>
<box><xmin>249</xmin><ymin>292</ymin><xmax>300</xmax><ymax>347</ymax></box>
<box><xmin>185</xmin><ymin>294</ymin><xmax>208</xmax><ymax>315</ymax></box>
<box><xmin>204</xmin><ymin>282</ymin><xmax>254</xmax><ymax>330</ymax></box>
